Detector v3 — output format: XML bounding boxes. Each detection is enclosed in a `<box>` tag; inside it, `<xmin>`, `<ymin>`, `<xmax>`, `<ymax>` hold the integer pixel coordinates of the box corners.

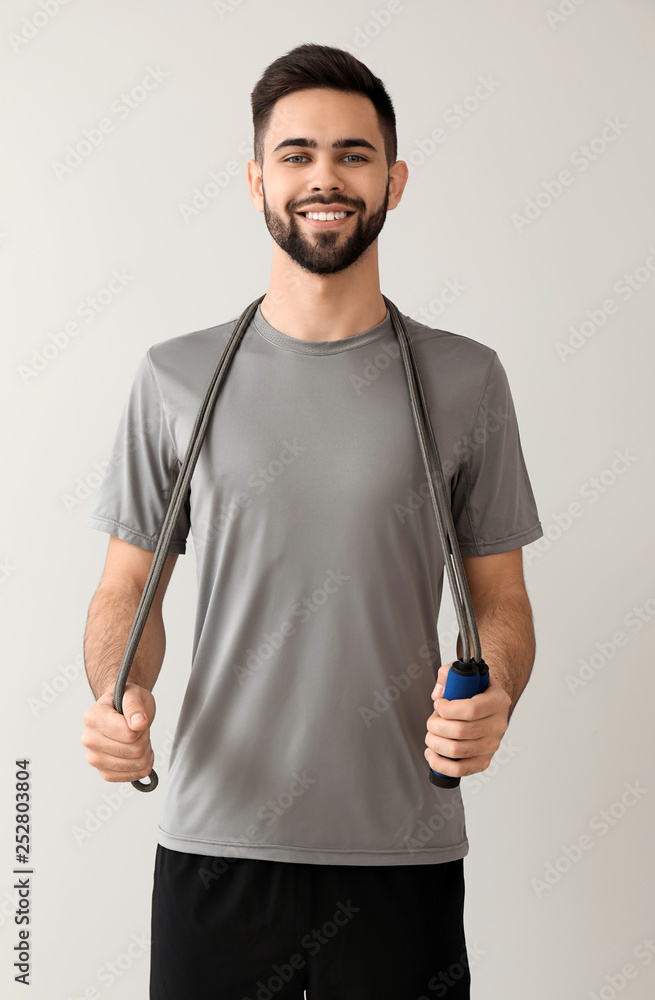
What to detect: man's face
<box><xmin>253</xmin><ymin>89</ymin><xmax>394</xmax><ymax>276</ymax></box>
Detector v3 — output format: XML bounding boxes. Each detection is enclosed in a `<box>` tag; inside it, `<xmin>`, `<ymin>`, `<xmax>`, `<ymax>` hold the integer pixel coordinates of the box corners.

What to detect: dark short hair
<box><xmin>250</xmin><ymin>43</ymin><xmax>398</xmax><ymax>170</ymax></box>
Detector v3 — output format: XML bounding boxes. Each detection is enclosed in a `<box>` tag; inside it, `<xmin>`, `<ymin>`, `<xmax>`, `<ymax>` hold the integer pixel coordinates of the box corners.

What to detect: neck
<box><xmin>259</xmin><ymin>252</ymin><xmax>387</xmax><ymax>343</ymax></box>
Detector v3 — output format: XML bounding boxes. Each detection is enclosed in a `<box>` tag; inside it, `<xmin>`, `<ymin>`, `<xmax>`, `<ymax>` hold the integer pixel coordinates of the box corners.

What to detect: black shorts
<box><xmin>150</xmin><ymin>844</ymin><xmax>470</xmax><ymax>1000</ymax></box>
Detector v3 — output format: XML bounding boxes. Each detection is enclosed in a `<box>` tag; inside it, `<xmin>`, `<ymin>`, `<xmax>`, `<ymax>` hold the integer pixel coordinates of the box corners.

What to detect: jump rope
<box><xmin>113</xmin><ymin>293</ymin><xmax>489</xmax><ymax>793</ymax></box>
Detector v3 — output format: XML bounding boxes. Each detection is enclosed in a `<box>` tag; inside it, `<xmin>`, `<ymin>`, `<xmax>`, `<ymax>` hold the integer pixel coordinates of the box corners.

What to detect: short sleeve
<box><xmin>450</xmin><ymin>352</ymin><xmax>543</xmax><ymax>556</ymax></box>
<box><xmin>86</xmin><ymin>351</ymin><xmax>190</xmax><ymax>554</ymax></box>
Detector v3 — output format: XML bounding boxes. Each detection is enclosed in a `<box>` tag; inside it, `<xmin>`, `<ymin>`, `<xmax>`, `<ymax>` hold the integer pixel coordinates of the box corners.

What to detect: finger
<box><xmin>424</xmin><ymin>730</ymin><xmax>495</xmax><ymax>760</ymax></box>
<box><xmin>424</xmin><ymin>745</ymin><xmax>465</xmax><ymax>777</ymax></box>
<box><xmin>84</xmin><ymin>701</ymin><xmax>151</xmax><ymax>744</ymax></box>
<box><xmin>432</xmin><ymin>691</ymin><xmax>499</xmax><ymax>722</ymax></box>
<box><xmin>87</xmin><ymin>746</ymin><xmax>154</xmax><ymax>777</ymax></box>
<box><xmin>436</xmin><ymin>675</ymin><xmax>510</xmax><ymax>716</ymax></box>
<box><xmin>120</xmin><ymin>692</ymin><xmax>155</xmax><ymax>732</ymax></box>
<box><xmin>426</xmin><ymin>710</ymin><xmax>507</xmax><ymax>751</ymax></box>
<box><xmin>96</xmin><ymin>754</ymin><xmax>156</xmax><ymax>783</ymax></box>
<box><xmin>426</xmin><ymin>709</ymin><xmax>486</xmax><ymax>737</ymax></box>
<box><xmin>84</xmin><ymin>731</ymin><xmax>151</xmax><ymax>761</ymax></box>
<box><xmin>431</xmin><ymin>662</ymin><xmax>454</xmax><ymax>699</ymax></box>
<box><xmin>424</xmin><ymin>746</ymin><xmax>492</xmax><ymax>776</ymax></box>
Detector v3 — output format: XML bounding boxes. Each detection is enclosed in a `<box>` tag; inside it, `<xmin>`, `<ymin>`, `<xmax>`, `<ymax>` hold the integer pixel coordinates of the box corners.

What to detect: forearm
<box><xmin>83</xmin><ymin>584</ymin><xmax>166</xmax><ymax>700</ymax></box>
<box><xmin>457</xmin><ymin>585</ymin><xmax>536</xmax><ymax>722</ymax></box>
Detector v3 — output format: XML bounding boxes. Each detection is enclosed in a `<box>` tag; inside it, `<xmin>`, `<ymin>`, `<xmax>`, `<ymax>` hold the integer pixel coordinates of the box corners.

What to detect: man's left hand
<box><xmin>424</xmin><ymin>661</ymin><xmax>511</xmax><ymax>779</ymax></box>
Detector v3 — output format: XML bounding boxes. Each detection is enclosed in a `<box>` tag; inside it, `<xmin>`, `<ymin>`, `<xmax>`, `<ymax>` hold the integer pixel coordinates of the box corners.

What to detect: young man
<box><xmin>81</xmin><ymin>43</ymin><xmax>543</xmax><ymax>1000</ymax></box>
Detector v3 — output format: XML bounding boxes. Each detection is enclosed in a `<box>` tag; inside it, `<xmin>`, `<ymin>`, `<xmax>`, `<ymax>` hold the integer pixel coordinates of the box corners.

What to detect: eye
<box><xmin>283</xmin><ymin>154</ymin><xmax>368</xmax><ymax>164</ymax></box>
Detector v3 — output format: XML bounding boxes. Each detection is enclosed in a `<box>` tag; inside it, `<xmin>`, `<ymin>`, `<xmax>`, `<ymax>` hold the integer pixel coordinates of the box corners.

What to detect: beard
<box><xmin>262</xmin><ymin>175</ymin><xmax>391</xmax><ymax>276</ymax></box>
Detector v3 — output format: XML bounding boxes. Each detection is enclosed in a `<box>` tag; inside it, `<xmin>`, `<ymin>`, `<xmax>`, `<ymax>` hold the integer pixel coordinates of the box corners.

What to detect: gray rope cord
<box><xmin>113</xmin><ymin>293</ymin><xmax>482</xmax><ymax>792</ymax></box>
<box><xmin>383</xmin><ymin>295</ymin><xmax>481</xmax><ymax>664</ymax></box>
<box><xmin>112</xmin><ymin>294</ymin><xmax>265</xmax><ymax>791</ymax></box>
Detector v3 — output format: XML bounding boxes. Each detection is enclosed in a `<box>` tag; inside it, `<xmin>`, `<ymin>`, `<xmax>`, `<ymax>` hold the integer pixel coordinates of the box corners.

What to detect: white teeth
<box><xmin>303</xmin><ymin>211</ymin><xmax>350</xmax><ymax>221</ymax></box>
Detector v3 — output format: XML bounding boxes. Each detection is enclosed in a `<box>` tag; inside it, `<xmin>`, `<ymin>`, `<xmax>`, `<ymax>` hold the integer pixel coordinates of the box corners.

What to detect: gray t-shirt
<box><xmin>87</xmin><ymin>302</ymin><xmax>543</xmax><ymax>866</ymax></box>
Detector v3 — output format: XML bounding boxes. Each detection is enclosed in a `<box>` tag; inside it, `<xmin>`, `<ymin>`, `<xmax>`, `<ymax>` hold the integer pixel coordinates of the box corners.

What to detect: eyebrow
<box><xmin>271</xmin><ymin>137</ymin><xmax>378</xmax><ymax>155</ymax></box>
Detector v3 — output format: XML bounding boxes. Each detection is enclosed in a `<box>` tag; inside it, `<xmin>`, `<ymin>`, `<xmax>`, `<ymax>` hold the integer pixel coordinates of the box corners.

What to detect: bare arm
<box><xmin>456</xmin><ymin>548</ymin><xmax>536</xmax><ymax>722</ymax></box>
<box><xmin>83</xmin><ymin>535</ymin><xmax>177</xmax><ymax>699</ymax></box>
<box><xmin>424</xmin><ymin>548</ymin><xmax>537</xmax><ymax>780</ymax></box>
<box><xmin>81</xmin><ymin>535</ymin><xmax>178</xmax><ymax>783</ymax></box>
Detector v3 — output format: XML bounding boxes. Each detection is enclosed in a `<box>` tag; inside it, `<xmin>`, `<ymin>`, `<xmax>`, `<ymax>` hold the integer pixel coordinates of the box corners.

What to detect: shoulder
<box><xmin>399</xmin><ymin>310</ymin><xmax>499</xmax><ymax>403</ymax></box>
<box><xmin>402</xmin><ymin>311</ymin><xmax>496</xmax><ymax>364</ymax></box>
<box><xmin>145</xmin><ymin>315</ymin><xmax>240</xmax><ymax>377</ymax></box>
<box><xmin>138</xmin><ymin>316</ymin><xmax>246</xmax><ymax>408</ymax></box>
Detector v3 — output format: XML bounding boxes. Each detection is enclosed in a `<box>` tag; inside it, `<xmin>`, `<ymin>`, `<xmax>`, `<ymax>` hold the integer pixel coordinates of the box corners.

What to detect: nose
<box><xmin>304</xmin><ymin>155</ymin><xmax>347</xmax><ymax>195</ymax></box>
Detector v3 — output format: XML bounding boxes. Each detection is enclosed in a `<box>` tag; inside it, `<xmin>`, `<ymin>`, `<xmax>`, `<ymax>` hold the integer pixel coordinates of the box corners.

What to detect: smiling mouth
<box><xmin>296</xmin><ymin>211</ymin><xmax>355</xmax><ymax>228</ymax></box>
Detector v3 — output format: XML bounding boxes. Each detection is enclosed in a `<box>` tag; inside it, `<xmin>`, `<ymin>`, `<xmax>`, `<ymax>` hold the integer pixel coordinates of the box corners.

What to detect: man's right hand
<box><xmin>81</xmin><ymin>682</ymin><xmax>156</xmax><ymax>783</ymax></box>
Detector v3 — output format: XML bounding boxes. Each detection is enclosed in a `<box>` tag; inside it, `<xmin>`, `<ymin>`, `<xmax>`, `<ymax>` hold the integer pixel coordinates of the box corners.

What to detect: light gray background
<box><xmin>1</xmin><ymin>1</ymin><xmax>653</xmax><ymax>997</ymax></box>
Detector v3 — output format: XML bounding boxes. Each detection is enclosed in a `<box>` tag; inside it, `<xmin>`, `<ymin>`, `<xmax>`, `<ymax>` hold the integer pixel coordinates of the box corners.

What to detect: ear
<box><xmin>247</xmin><ymin>159</ymin><xmax>265</xmax><ymax>213</ymax></box>
<box><xmin>387</xmin><ymin>159</ymin><xmax>409</xmax><ymax>212</ymax></box>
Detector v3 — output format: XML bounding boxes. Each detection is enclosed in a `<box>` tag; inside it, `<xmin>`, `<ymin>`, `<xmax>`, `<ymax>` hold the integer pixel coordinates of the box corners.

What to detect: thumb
<box><xmin>431</xmin><ymin>661</ymin><xmax>454</xmax><ymax>701</ymax></box>
<box><xmin>122</xmin><ymin>699</ymin><xmax>150</xmax><ymax>731</ymax></box>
